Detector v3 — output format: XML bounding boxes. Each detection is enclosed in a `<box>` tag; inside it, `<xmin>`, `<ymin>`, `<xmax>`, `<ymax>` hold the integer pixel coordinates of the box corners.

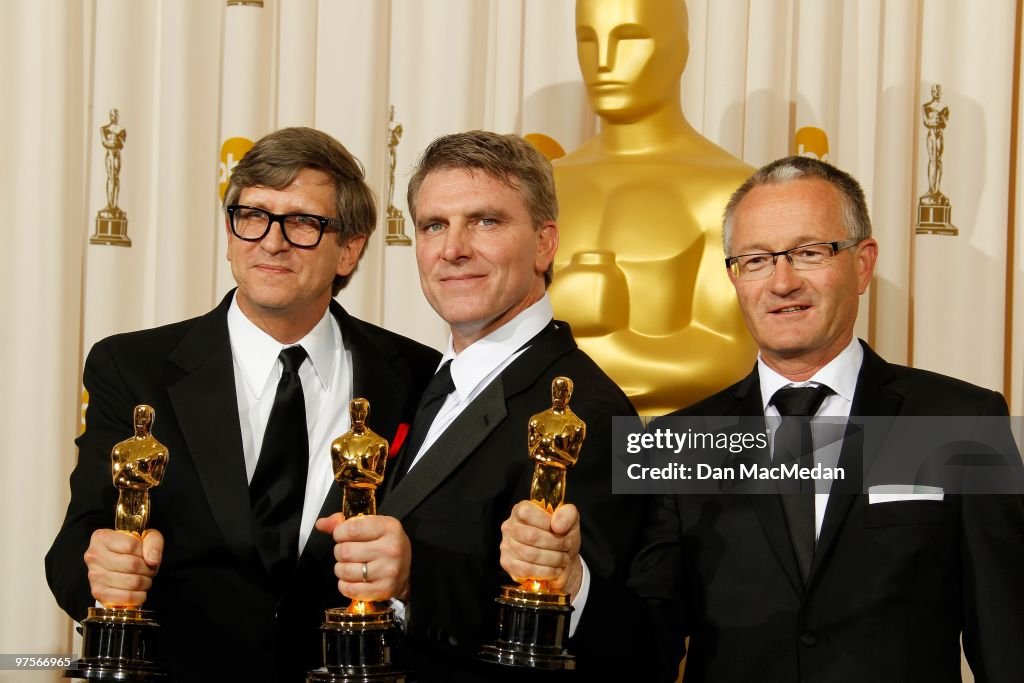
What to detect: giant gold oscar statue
<box><xmin>550</xmin><ymin>0</ymin><xmax>757</xmax><ymax>415</ymax></box>
<box><xmin>308</xmin><ymin>398</ymin><xmax>405</xmax><ymax>683</ymax></box>
<box><xmin>65</xmin><ymin>405</ymin><xmax>169</xmax><ymax>682</ymax></box>
<box><xmin>480</xmin><ymin>377</ymin><xmax>584</xmax><ymax>670</ymax></box>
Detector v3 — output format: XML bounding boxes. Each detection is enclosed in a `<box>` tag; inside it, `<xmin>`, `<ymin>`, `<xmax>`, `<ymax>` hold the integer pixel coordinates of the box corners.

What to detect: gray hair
<box><xmin>722</xmin><ymin>155</ymin><xmax>871</xmax><ymax>255</ymax></box>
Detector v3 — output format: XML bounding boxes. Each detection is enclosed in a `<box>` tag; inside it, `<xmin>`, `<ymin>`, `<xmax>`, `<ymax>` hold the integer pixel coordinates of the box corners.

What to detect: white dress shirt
<box><xmin>227</xmin><ymin>294</ymin><xmax>353</xmax><ymax>555</ymax></box>
<box><xmin>400</xmin><ymin>294</ymin><xmax>590</xmax><ymax>635</ymax></box>
<box><xmin>758</xmin><ymin>337</ymin><xmax>863</xmax><ymax>537</ymax></box>
<box><xmin>405</xmin><ymin>295</ymin><xmax>553</xmax><ymax>470</ymax></box>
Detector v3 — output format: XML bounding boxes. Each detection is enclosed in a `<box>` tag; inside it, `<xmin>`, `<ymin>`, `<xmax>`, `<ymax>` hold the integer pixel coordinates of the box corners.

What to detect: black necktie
<box><xmin>391</xmin><ymin>360</ymin><xmax>454</xmax><ymax>485</ymax></box>
<box><xmin>250</xmin><ymin>345</ymin><xmax>308</xmax><ymax>586</ymax></box>
<box><xmin>771</xmin><ymin>385</ymin><xmax>832</xmax><ymax>584</ymax></box>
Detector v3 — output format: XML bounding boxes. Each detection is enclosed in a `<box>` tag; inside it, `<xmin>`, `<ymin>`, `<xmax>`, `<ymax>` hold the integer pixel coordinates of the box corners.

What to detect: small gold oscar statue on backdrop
<box><xmin>916</xmin><ymin>84</ymin><xmax>958</xmax><ymax>236</ymax></box>
<box><xmin>91</xmin><ymin>108</ymin><xmax>132</xmax><ymax>246</ymax></box>
<box><xmin>480</xmin><ymin>377</ymin><xmax>585</xmax><ymax>670</ymax></box>
<box><xmin>65</xmin><ymin>405</ymin><xmax>169</xmax><ymax>681</ymax></box>
<box><xmin>384</xmin><ymin>106</ymin><xmax>411</xmax><ymax>246</ymax></box>
<box><xmin>308</xmin><ymin>398</ymin><xmax>406</xmax><ymax>682</ymax></box>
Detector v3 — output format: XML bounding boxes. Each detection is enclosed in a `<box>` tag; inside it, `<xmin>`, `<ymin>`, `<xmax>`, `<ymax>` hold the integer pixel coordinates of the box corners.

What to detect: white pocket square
<box><xmin>868</xmin><ymin>484</ymin><xmax>944</xmax><ymax>503</ymax></box>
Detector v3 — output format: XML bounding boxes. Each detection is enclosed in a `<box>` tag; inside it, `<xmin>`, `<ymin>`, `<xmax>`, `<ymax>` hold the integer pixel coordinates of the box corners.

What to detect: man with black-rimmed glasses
<box><xmin>47</xmin><ymin>127</ymin><xmax>440</xmax><ymax>682</ymax></box>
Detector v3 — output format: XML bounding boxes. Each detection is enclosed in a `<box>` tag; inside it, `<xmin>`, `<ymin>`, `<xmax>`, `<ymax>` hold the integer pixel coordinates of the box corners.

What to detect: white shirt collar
<box><xmin>440</xmin><ymin>294</ymin><xmax>554</xmax><ymax>400</ymax></box>
<box><xmin>758</xmin><ymin>337</ymin><xmax>863</xmax><ymax>413</ymax></box>
<box><xmin>227</xmin><ymin>293</ymin><xmax>338</xmax><ymax>398</ymax></box>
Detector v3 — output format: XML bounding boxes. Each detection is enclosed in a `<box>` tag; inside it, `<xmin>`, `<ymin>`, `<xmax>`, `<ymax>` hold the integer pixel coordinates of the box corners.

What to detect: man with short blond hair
<box><xmin>320</xmin><ymin>130</ymin><xmax>655</xmax><ymax>680</ymax></box>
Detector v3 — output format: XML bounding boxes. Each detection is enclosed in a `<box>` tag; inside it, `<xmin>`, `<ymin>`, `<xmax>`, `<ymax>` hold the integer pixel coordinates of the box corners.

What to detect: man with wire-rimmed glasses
<box><xmin>726</xmin><ymin>238</ymin><xmax>863</xmax><ymax>281</ymax></box>
<box><xmin>47</xmin><ymin>127</ymin><xmax>440</xmax><ymax>682</ymax></box>
<box><xmin>628</xmin><ymin>155</ymin><xmax>1024</xmax><ymax>682</ymax></box>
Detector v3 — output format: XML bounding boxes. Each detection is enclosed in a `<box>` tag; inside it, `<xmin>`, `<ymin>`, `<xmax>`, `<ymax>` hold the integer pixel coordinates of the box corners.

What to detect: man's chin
<box><xmin>239</xmin><ymin>290</ymin><xmax>326</xmax><ymax>318</ymax></box>
<box><xmin>240</xmin><ymin>293</ymin><xmax>290</xmax><ymax>311</ymax></box>
<box><xmin>758</xmin><ymin>336</ymin><xmax>814</xmax><ymax>361</ymax></box>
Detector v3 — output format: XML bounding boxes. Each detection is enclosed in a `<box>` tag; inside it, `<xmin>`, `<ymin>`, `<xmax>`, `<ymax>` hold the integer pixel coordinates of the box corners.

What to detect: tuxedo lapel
<box><xmin>166</xmin><ymin>293</ymin><xmax>256</xmax><ymax>565</ymax></box>
<box><xmin>337</xmin><ymin>302</ymin><xmax>410</xmax><ymax>449</ymax></box>
<box><xmin>292</xmin><ymin>303</ymin><xmax>414</xmax><ymax>574</ymax></box>
<box><xmin>381</xmin><ymin>377</ymin><xmax>506</xmax><ymax>520</ymax></box>
<box><xmin>379</xmin><ymin>321</ymin><xmax>570</xmax><ymax>521</ymax></box>
<box><xmin>810</xmin><ymin>341</ymin><xmax>903</xmax><ymax>584</ymax></box>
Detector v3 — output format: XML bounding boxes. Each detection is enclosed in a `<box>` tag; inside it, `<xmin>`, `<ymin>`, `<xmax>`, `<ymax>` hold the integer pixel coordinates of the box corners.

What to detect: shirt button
<box><xmin>799</xmin><ymin>631</ymin><xmax>817</xmax><ymax>646</ymax></box>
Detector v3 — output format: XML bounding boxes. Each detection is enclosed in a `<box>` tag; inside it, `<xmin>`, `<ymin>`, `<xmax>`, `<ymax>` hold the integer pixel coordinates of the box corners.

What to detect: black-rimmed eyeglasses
<box><xmin>226</xmin><ymin>204</ymin><xmax>342</xmax><ymax>248</ymax></box>
<box><xmin>725</xmin><ymin>239</ymin><xmax>862</xmax><ymax>280</ymax></box>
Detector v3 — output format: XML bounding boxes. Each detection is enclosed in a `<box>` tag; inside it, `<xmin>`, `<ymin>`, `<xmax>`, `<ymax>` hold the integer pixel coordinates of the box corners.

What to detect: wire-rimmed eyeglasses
<box><xmin>725</xmin><ymin>239</ymin><xmax>862</xmax><ymax>280</ymax></box>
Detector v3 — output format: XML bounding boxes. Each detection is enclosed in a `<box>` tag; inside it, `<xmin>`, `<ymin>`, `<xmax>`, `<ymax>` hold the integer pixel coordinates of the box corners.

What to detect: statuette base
<box><xmin>478</xmin><ymin>585</ymin><xmax>575</xmax><ymax>670</ymax></box>
<box><xmin>91</xmin><ymin>216</ymin><xmax>132</xmax><ymax>246</ymax></box>
<box><xmin>63</xmin><ymin>607</ymin><xmax>166</xmax><ymax>681</ymax></box>
<box><xmin>916</xmin><ymin>204</ymin><xmax>958</xmax><ymax>236</ymax></box>
<box><xmin>384</xmin><ymin>216</ymin><xmax>411</xmax><ymax>246</ymax></box>
<box><xmin>306</xmin><ymin>606</ymin><xmax>405</xmax><ymax>683</ymax></box>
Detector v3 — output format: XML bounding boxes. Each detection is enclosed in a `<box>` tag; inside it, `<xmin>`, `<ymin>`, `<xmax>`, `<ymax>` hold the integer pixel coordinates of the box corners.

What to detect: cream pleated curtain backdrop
<box><xmin>0</xmin><ymin>2</ymin><xmax>89</xmax><ymax>679</ymax></box>
<box><xmin>1</xmin><ymin>0</ymin><xmax>1021</xmax><ymax>679</ymax></box>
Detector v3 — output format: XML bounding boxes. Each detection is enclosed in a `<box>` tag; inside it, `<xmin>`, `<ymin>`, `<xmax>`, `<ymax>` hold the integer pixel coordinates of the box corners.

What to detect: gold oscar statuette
<box><xmin>384</xmin><ymin>106</ymin><xmax>411</xmax><ymax>246</ymax></box>
<box><xmin>65</xmin><ymin>405</ymin><xmax>169</xmax><ymax>682</ymax></box>
<box><xmin>916</xmin><ymin>84</ymin><xmax>958</xmax><ymax>236</ymax></box>
<box><xmin>479</xmin><ymin>377</ymin><xmax>584</xmax><ymax>670</ymax></box>
<box><xmin>307</xmin><ymin>398</ymin><xmax>406</xmax><ymax>683</ymax></box>
<box><xmin>549</xmin><ymin>0</ymin><xmax>757</xmax><ymax>415</ymax></box>
<box><xmin>91</xmin><ymin>108</ymin><xmax>132</xmax><ymax>247</ymax></box>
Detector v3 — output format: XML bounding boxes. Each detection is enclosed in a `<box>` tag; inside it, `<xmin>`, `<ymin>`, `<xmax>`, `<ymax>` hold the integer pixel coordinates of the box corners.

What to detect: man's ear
<box><xmin>224</xmin><ymin>216</ymin><xmax>233</xmax><ymax>262</ymax></box>
<box><xmin>337</xmin><ymin>235</ymin><xmax>368</xmax><ymax>277</ymax></box>
<box><xmin>856</xmin><ymin>238</ymin><xmax>878</xmax><ymax>294</ymax></box>
<box><xmin>535</xmin><ymin>221</ymin><xmax>559</xmax><ymax>275</ymax></box>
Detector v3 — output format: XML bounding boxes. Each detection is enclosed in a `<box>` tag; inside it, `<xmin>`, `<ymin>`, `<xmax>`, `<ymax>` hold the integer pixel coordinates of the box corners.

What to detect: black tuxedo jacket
<box><xmin>45</xmin><ymin>291</ymin><xmax>440</xmax><ymax>682</ymax></box>
<box><xmin>379</xmin><ymin>321</ymin><xmax>656</xmax><ymax>681</ymax></box>
<box><xmin>631</xmin><ymin>341</ymin><xmax>1024</xmax><ymax>683</ymax></box>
